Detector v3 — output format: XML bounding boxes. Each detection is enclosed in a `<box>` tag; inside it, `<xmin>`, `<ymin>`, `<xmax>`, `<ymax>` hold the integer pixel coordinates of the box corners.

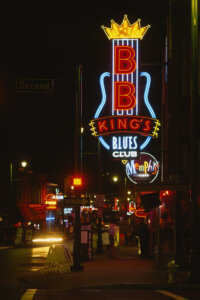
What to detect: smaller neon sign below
<box><xmin>125</xmin><ymin>152</ymin><xmax>159</xmax><ymax>184</ymax></box>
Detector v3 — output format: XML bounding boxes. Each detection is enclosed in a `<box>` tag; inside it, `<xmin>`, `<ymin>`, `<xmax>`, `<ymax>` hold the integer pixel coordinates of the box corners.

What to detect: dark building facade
<box><xmin>128</xmin><ymin>0</ymin><xmax>199</xmax><ymax>274</ymax></box>
<box><xmin>152</xmin><ymin>0</ymin><xmax>200</xmax><ymax>276</ymax></box>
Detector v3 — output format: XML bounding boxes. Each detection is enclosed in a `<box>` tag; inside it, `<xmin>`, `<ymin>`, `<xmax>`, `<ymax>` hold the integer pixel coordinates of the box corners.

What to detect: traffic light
<box><xmin>73</xmin><ymin>177</ymin><xmax>82</xmax><ymax>186</ymax></box>
<box><xmin>64</xmin><ymin>175</ymin><xmax>84</xmax><ymax>197</ymax></box>
<box><xmin>72</xmin><ymin>176</ymin><xmax>84</xmax><ymax>197</ymax></box>
<box><xmin>72</xmin><ymin>177</ymin><xmax>83</xmax><ymax>196</ymax></box>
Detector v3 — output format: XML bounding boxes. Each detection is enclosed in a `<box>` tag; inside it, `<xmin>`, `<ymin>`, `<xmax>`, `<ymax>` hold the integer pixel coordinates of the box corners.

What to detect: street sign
<box><xmin>16</xmin><ymin>78</ymin><xmax>54</xmax><ymax>93</ymax></box>
<box><xmin>64</xmin><ymin>197</ymin><xmax>90</xmax><ymax>206</ymax></box>
<box><xmin>97</xmin><ymin>208</ymin><xmax>103</xmax><ymax>218</ymax></box>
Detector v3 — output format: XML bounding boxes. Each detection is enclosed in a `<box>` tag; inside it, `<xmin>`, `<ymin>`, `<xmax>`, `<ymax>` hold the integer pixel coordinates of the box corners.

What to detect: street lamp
<box><xmin>21</xmin><ymin>161</ymin><xmax>27</xmax><ymax>168</ymax></box>
<box><xmin>10</xmin><ymin>160</ymin><xmax>28</xmax><ymax>185</ymax></box>
<box><xmin>113</xmin><ymin>176</ymin><xmax>119</xmax><ymax>182</ymax></box>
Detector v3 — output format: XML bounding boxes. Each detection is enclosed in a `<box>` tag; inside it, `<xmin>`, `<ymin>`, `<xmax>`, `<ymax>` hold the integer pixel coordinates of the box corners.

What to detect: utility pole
<box><xmin>9</xmin><ymin>162</ymin><xmax>13</xmax><ymax>222</ymax></box>
<box><xmin>96</xmin><ymin>139</ymin><xmax>104</xmax><ymax>254</ymax></box>
<box><xmin>71</xmin><ymin>65</ymin><xmax>84</xmax><ymax>272</ymax></box>
<box><xmin>124</xmin><ymin>177</ymin><xmax>127</xmax><ymax>216</ymax></box>
<box><xmin>188</xmin><ymin>0</ymin><xmax>200</xmax><ymax>283</ymax></box>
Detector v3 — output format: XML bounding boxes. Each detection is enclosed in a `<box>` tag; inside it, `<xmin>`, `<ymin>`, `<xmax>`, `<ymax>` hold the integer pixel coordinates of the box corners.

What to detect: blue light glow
<box><xmin>46</xmin><ymin>217</ymin><xmax>55</xmax><ymax>221</ymax></box>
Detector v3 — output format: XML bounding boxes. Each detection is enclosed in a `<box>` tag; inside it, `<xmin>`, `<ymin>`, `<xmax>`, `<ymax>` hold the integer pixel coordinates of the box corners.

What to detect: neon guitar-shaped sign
<box><xmin>89</xmin><ymin>15</ymin><xmax>161</xmax><ymax>182</ymax></box>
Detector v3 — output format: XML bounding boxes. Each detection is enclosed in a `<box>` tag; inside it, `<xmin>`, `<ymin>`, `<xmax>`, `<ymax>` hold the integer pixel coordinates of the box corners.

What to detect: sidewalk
<box><xmin>19</xmin><ymin>243</ymin><xmax>199</xmax><ymax>290</ymax></box>
<box><xmin>0</xmin><ymin>246</ymin><xmax>13</xmax><ymax>250</ymax></box>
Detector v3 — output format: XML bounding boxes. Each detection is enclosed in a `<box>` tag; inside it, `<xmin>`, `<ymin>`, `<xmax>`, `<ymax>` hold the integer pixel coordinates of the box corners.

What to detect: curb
<box><xmin>81</xmin><ymin>283</ymin><xmax>200</xmax><ymax>291</ymax></box>
<box><xmin>19</xmin><ymin>277</ymin><xmax>200</xmax><ymax>291</ymax></box>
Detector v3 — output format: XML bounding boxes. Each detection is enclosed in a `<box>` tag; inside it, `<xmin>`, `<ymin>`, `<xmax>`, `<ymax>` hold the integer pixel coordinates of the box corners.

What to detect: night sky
<box><xmin>0</xmin><ymin>1</ymin><xmax>168</xmax><ymax>192</ymax></box>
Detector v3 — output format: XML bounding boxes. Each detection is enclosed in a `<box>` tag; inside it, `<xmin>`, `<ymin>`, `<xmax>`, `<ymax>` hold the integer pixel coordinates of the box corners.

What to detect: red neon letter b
<box><xmin>114</xmin><ymin>46</ymin><xmax>136</xmax><ymax>74</ymax></box>
<box><xmin>114</xmin><ymin>82</ymin><xmax>136</xmax><ymax>110</ymax></box>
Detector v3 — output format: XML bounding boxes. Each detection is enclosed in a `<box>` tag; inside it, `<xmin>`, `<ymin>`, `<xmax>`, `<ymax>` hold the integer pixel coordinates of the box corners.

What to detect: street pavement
<box><xmin>18</xmin><ymin>243</ymin><xmax>198</xmax><ymax>290</ymax></box>
<box><xmin>1</xmin><ymin>242</ymin><xmax>200</xmax><ymax>299</ymax></box>
<box><xmin>3</xmin><ymin>287</ymin><xmax>200</xmax><ymax>300</ymax></box>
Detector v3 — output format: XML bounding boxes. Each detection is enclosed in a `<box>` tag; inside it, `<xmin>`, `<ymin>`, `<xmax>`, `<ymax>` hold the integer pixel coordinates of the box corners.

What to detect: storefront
<box><xmin>132</xmin><ymin>183</ymin><xmax>191</xmax><ymax>267</ymax></box>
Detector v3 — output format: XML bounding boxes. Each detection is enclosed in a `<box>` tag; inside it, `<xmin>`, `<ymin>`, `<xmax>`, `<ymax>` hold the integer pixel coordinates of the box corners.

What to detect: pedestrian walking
<box><xmin>137</xmin><ymin>220</ymin><xmax>149</xmax><ymax>258</ymax></box>
<box><xmin>109</xmin><ymin>221</ymin><xmax>115</xmax><ymax>258</ymax></box>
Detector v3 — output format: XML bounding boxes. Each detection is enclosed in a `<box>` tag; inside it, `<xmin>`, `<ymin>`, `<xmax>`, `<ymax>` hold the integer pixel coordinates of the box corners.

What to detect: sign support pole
<box><xmin>96</xmin><ymin>140</ymin><xmax>104</xmax><ymax>254</ymax></box>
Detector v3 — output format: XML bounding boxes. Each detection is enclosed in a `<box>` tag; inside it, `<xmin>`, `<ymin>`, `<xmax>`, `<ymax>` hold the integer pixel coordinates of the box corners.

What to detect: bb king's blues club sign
<box><xmin>89</xmin><ymin>15</ymin><xmax>161</xmax><ymax>184</ymax></box>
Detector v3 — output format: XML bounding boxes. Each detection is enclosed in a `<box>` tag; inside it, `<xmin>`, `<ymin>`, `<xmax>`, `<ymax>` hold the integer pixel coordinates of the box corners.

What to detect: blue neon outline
<box><xmin>140</xmin><ymin>72</ymin><xmax>156</xmax><ymax>118</ymax></box>
<box><xmin>94</xmin><ymin>72</ymin><xmax>110</xmax><ymax>118</ymax></box>
<box><xmin>140</xmin><ymin>72</ymin><xmax>156</xmax><ymax>150</ymax></box>
<box><xmin>99</xmin><ymin>136</ymin><xmax>110</xmax><ymax>150</ymax></box>
<box><xmin>140</xmin><ymin>136</ymin><xmax>151</xmax><ymax>150</ymax></box>
<box><xmin>94</xmin><ymin>72</ymin><xmax>110</xmax><ymax>150</ymax></box>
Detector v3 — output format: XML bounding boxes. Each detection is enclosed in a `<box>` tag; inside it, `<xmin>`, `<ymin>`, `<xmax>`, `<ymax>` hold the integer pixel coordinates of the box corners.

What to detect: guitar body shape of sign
<box><xmin>90</xmin><ymin>15</ymin><xmax>161</xmax><ymax>184</ymax></box>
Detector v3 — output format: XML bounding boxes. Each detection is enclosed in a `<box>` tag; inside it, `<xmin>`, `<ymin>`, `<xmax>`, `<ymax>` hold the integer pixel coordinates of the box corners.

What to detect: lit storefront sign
<box><xmin>135</xmin><ymin>209</ymin><xmax>149</xmax><ymax>218</ymax></box>
<box><xmin>45</xmin><ymin>194</ymin><xmax>57</xmax><ymax>210</ymax></box>
<box><xmin>52</xmin><ymin>194</ymin><xmax>64</xmax><ymax>200</ymax></box>
<box><xmin>113</xmin><ymin>197</ymin><xmax>120</xmax><ymax>211</ymax></box>
<box><xmin>90</xmin><ymin>15</ymin><xmax>161</xmax><ymax>184</ymax></box>
<box><xmin>29</xmin><ymin>204</ymin><xmax>46</xmax><ymax>211</ymax></box>
<box><xmin>64</xmin><ymin>207</ymin><xmax>73</xmax><ymax>214</ymax></box>
<box><xmin>128</xmin><ymin>201</ymin><xmax>136</xmax><ymax>214</ymax></box>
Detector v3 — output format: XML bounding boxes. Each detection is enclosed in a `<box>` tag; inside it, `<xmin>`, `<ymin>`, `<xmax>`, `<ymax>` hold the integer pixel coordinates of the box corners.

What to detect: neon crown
<box><xmin>102</xmin><ymin>15</ymin><xmax>150</xmax><ymax>40</ymax></box>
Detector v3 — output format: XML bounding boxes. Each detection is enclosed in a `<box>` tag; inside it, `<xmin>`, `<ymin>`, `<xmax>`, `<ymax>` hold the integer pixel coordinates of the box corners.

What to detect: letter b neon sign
<box><xmin>114</xmin><ymin>45</ymin><xmax>136</xmax><ymax>111</ymax></box>
<box><xmin>114</xmin><ymin>81</ymin><xmax>136</xmax><ymax>110</ymax></box>
<box><xmin>114</xmin><ymin>46</ymin><xmax>136</xmax><ymax>74</ymax></box>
